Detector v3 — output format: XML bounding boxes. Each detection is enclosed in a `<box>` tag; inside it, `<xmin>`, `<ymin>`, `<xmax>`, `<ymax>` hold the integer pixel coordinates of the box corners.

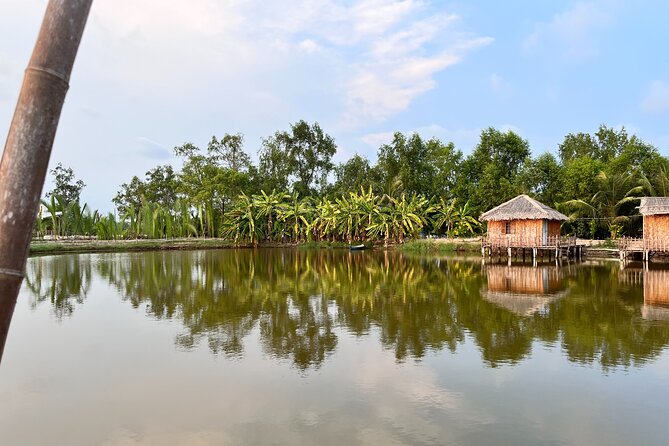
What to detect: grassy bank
<box><xmin>28</xmin><ymin>238</ymin><xmax>375</xmax><ymax>255</ymax></box>
<box><xmin>29</xmin><ymin>237</ymin><xmax>482</xmax><ymax>256</ymax></box>
<box><xmin>29</xmin><ymin>238</ymin><xmax>240</xmax><ymax>255</ymax></box>
<box><xmin>398</xmin><ymin>239</ymin><xmax>481</xmax><ymax>253</ymax></box>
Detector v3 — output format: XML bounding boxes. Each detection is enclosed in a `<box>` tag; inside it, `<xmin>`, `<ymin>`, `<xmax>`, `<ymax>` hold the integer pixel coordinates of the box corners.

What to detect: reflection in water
<box><xmin>482</xmin><ymin>264</ymin><xmax>570</xmax><ymax>316</ymax></box>
<box><xmin>24</xmin><ymin>255</ymin><xmax>91</xmax><ymax>319</ymax></box>
<box><xmin>23</xmin><ymin>250</ymin><xmax>669</xmax><ymax>370</ymax></box>
<box><xmin>621</xmin><ymin>267</ymin><xmax>669</xmax><ymax>321</ymax></box>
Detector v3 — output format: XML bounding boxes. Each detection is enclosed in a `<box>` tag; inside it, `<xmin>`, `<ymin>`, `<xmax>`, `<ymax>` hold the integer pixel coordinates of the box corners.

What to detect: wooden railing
<box><xmin>618</xmin><ymin>237</ymin><xmax>669</xmax><ymax>253</ymax></box>
<box><xmin>483</xmin><ymin>235</ymin><xmax>577</xmax><ymax>249</ymax></box>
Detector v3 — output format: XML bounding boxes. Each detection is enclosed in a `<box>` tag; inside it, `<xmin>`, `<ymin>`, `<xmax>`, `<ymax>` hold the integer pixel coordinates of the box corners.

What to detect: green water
<box><xmin>1</xmin><ymin>249</ymin><xmax>669</xmax><ymax>445</ymax></box>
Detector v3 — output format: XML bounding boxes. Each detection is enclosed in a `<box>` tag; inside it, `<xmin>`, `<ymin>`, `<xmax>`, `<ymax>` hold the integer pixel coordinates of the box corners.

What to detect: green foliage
<box><xmin>260</xmin><ymin>120</ymin><xmax>337</xmax><ymax>196</ymax></box>
<box><xmin>45</xmin><ymin>163</ymin><xmax>85</xmax><ymax>205</ymax></box>
<box><xmin>40</xmin><ymin>122</ymin><xmax>669</xmax><ymax>243</ymax></box>
<box><xmin>330</xmin><ymin>154</ymin><xmax>373</xmax><ymax>197</ymax></box>
<box><xmin>456</xmin><ymin>127</ymin><xmax>530</xmax><ymax>212</ymax></box>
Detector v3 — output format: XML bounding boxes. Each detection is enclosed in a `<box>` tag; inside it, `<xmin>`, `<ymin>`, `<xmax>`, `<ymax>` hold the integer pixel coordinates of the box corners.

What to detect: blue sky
<box><xmin>1</xmin><ymin>0</ymin><xmax>668</xmax><ymax>211</ymax></box>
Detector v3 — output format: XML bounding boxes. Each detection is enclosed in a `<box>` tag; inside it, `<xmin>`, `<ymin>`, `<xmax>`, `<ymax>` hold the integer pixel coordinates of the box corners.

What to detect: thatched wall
<box><xmin>487</xmin><ymin>219</ymin><xmax>560</xmax><ymax>247</ymax></box>
<box><xmin>486</xmin><ymin>265</ymin><xmax>564</xmax><ymax>294</ymax></box>
<box><xmin>643</xmin><ymin>215</ymin><xmax>669</xmax><ymax>242</ymax></box>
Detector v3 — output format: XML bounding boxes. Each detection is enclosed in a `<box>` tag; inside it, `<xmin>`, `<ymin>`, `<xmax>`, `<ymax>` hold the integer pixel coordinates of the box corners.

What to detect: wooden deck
<box><xmin>617</xmin><ymin>237</ymin><xmax>669</xmax><ymax>261</ymax></box>
<box><xmin>482</xmin><ymin>235</ymin><xmax>582</xmax><ymax>260</ymax></box>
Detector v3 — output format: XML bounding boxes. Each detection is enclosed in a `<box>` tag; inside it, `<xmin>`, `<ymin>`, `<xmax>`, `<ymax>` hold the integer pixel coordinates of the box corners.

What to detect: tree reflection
<box><xmin>22</xmin><ymin>250</ymin><xmax>669</xmax><ymax>370</ymax></box>
<box><xmin>24</xmin><ymin>254</ymin><xmax>91</xmax><ymax>319</ymax></box>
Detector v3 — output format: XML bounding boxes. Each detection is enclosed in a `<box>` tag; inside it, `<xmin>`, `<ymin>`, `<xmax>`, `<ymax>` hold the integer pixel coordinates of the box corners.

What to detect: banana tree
<box><xmin>254</xmin><ymin>189</ymin><xmax>289</xmax><ymax>242</ymax></box>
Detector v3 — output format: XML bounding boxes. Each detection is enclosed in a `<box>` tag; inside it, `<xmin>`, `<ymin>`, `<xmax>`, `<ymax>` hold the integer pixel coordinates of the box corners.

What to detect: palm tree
<box><xmin>564</xmin><ymin>171</ymin><xmax>642</xmax><ymax>239</ymax></box>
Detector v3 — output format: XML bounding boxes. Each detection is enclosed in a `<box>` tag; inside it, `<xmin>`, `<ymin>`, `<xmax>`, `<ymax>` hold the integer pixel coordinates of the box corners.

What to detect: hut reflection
<box><xmin>640</xmin><ymin>268</ymin><xmax>669</xmax><ymax>321</ymax></box>
<box><xmin>482</xmin><ymin>263</ymin><xmax>570</xmax><ymax>317</ymax></box>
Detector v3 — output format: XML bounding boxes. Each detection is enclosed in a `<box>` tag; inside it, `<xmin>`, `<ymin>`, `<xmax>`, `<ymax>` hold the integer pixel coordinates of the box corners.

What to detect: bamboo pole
<box><xmin>0</xmin><ymin>0</ymin><xmax>93</xmax><ymax>363</ymax></box>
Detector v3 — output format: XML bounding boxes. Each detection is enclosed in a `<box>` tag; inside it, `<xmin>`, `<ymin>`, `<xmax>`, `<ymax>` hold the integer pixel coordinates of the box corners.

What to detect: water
<box><xmin>1</xmin><ymin>249</ymin><xmax>669</xmax><ymax>445</ymax></box>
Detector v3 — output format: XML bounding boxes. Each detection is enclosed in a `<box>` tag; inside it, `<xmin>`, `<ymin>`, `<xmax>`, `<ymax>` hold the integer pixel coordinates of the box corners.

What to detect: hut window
<box><xmin>505</xmin><ymin>221</ymin><xmax>511</xmax><ymax>234</ymax></box>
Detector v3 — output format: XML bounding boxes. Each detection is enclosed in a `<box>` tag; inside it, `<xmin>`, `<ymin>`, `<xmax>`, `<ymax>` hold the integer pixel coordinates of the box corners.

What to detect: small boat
<box><xmin>349</xmin><ymin>244</ymin><xmax>365</xmax><ymax>251</ymax></box>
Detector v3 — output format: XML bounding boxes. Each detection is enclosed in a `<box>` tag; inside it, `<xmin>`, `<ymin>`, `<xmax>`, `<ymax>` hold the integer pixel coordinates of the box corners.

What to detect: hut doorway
<box><xmin>542</xmin><ymin>220</ymin><xmax>548</xmax><ymax>245</ymax></box>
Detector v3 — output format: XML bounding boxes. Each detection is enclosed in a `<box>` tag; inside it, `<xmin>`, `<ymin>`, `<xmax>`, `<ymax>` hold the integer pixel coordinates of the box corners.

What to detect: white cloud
<box><xmin>297</xmin><ymin>39</ymin><xmax>321</xmax><ymax>54</ymax></box>
<box><xmin>361</xmin><ymin>131</ymin><xmax>396</xmax><ymax>148</ymax></box>
<box><xmin>350</xmin><ymin>0</ymin><xmax>419</xmax><ymax>36</ymax></box>
<box><xmin>641</xmin><ymin>80</ymin><xmax>669</xmax><ymax>114</ymax></box>
<box><xmin>523</xmin><ymin>3</ymin><xmax>614</xmax><ymax>60</ymax></box>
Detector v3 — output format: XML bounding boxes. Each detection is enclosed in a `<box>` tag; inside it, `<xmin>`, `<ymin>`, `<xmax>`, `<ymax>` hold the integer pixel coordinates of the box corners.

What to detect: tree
<box><xmin>46</xmin><ymin>163</ymin><xmax>85</xmax><ymax>205</ymax></box>
<box><xmin>429</xmin><ymin>140</ymin><xmax>463</xmax><ymax>199</ymax></box>
<box><xmin>561</xmin><ymin>156</ymin><xmax>604</xmax><ymax>202</ymax></box>
<box><xmin>515</xmin><ymin>153</ymin><xmax>563</xmax><ymax>205</ymax></box>
<box><xmin>258</xmin><ymin>138</ymin><xmax>292</xmax><ymax>193</ymax></box>
<box><xmin>559</xmin><ymin>125</ymin><xmax>632</xmax><ymax>164</ymax></box>
<box><xmin>207</xmin><ymin>133</ymin><xmax>251</xmax><ymax>172</ymax></box>
<box><xmin>375</xmin><ymin>132</ymin><xmax>446</xmax><ymax>198</ymax></box>
<box><xmin>175</xmin><ymin>142</ymin><xmax>252</xmax><ymax>224</ymax></box>
<box><xmin>113</xmin><ymin>176</ymin><xmax>145</xmax><ymax>216</ymax></box>
<box><xmin>265</xmin><ymin>120</ymin><xmax>337</xmax><ymax>195</ymax></box>
<box><xmin>564</xmin><ymin>171</ymin><xmax>643</xmax><ymax>239</ymax></box>
<box><xmin>113</xmin><ymin>165</ymin><xmax>178</xmax><ymax>216</ymax></box>
<box><xmin>455</xmin><ymin>127</ymin><xmax>530</xmax><ymax>212</ymax></box>
<box><xmin>143</xmin><ymin>165</ymin><xmax>178</xmax><ymax>209</ymax></box>
<box><xmin>331</xmin><ymin>155</ymin><xmax>373</xmax><ymax>197</ymax></box>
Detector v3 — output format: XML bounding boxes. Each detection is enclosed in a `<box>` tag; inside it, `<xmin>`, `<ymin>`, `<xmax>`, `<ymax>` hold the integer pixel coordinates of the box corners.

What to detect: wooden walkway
<box><xmin>482</xmin><ymin>235</ymin><xmax>583</xmax><ymax>261</ymax></box>
<box><xmin>617</xmin><ymin>237</ymin><xmax>669</xmax><ymax>261</ymax></box>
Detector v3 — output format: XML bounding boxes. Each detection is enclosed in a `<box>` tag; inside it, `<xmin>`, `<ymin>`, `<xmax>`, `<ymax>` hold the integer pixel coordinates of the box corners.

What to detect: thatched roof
<box><xmin>642</xmin><ymin>304</ymin><xmax>669</xmax><ymax>322</ymax></box>
<box><xmin>482</xmin><ymin>290</ymin><xmax>569</xmax><ymax>317</ymax></box>
<box><xmin>639</xmin><ymin>197</ymin><xmax>669</xmax><ymax>216</ymax></box>
<box><xmin>479</xmin><ymin>194</ymin><xmax>568</xmax><ymax>222</ymax></box>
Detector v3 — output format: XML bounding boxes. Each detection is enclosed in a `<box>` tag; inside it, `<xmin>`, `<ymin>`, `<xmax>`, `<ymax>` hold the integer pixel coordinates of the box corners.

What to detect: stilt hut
<box><xmin>480</xmin><ymin>195</ymin><xmax>569</xmax><ymax>258</ymax></box>
<box><xmin>638</xmin><ymin>197</ymin><xmax>669</xmax><ymax>255</ymax></box>
<box><xmin>482</xmin><ymin>264</ymin><xmax>569</xmax><ymax>316</ymax></box>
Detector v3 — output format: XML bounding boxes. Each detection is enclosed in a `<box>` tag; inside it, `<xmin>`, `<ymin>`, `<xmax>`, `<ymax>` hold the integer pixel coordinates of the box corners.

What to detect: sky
<box><xmin>1</xmin><ymin>0</ymin><xmax>668</xmax><ymax>212</ymax></box>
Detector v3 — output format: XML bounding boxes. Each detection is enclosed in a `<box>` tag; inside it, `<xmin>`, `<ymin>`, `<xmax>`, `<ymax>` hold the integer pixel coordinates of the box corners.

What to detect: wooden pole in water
<box><xmin>0</xmin><ymin>0</ymin><xmax>93</xmax><ymax>363</ymax></box>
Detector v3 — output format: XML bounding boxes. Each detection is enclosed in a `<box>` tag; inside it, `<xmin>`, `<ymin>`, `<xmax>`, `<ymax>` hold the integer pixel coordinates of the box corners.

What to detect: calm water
<box><xmin>2</xmin><ymin>249</ymin><xmax>669</xmax><ymax>445</ymax></box>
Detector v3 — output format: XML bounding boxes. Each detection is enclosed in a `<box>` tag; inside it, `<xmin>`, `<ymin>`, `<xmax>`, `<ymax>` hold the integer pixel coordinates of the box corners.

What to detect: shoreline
<box><xmin>28</xmin><ymin>237</ymin><xmax>621</xmax><ymax>258</ymax></box>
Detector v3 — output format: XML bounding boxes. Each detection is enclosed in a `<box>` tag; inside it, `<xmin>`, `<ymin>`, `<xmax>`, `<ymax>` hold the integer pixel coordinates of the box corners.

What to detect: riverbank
<box><xmin>28</xmin><ymin>238</ymin><xmax>376</xmax><ymax>255</ymax></box>
<box><xmin>29</xmin><ymin>237</ymin><xmax>622</xmax><ymax>258</ymax></box>
<box><xmin>29</xmin><ymin>238</ymin><xmax>240</xmax><ymax>255</ymax></box>
<box><xmin>397</xmin><ymin>238</ymin><xmax>482</xmax><ymax>253</ymax></box>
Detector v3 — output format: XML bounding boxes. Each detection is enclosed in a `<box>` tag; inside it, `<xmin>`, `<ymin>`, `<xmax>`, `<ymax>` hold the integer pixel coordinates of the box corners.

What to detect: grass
<box><xmin>29</xmin><ymin>237</ymin><xmax>478</xmax><ymax>256</ymax></box>
<box><xmin>29</xmin><ymin>238</ymin><xmax>239</xmax><ymax>255</ymax></box>
<box><xmin>297</xmin><ymin>241</ymin><xmax>371</xmax><ymax>250</ymax></box>
<box><xmin>398</xmin><ymin>239</ymin><xmax>480</xmax><ymax>253</ymax></box>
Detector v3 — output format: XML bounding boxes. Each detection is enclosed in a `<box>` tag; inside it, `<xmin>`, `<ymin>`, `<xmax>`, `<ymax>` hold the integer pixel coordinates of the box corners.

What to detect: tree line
<box><xmin>38</xmin><ymin>120</ymin><xmax>669</xmax><ymax>242</ymax></box>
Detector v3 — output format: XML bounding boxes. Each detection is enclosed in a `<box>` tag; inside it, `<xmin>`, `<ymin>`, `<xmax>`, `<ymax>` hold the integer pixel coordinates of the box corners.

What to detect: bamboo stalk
<box><xmin>0</xmin><ymin>0</ymin><xmax>93</xmax><ymax>363</ymax></box>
